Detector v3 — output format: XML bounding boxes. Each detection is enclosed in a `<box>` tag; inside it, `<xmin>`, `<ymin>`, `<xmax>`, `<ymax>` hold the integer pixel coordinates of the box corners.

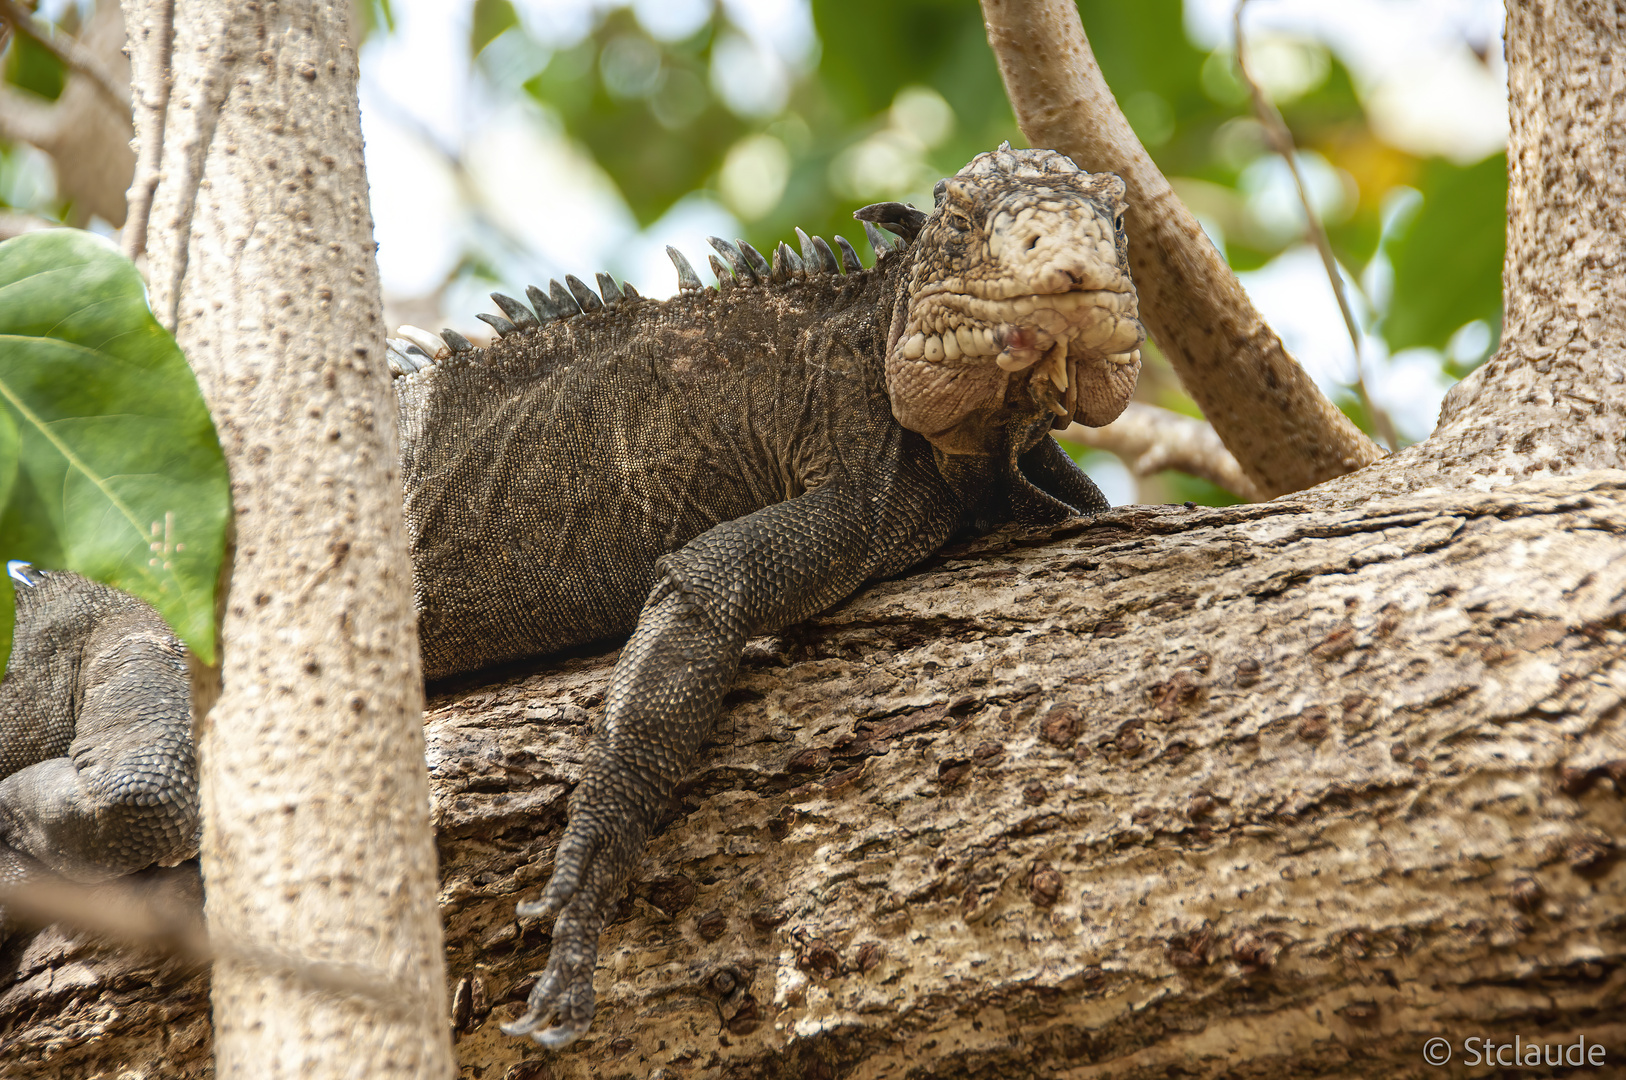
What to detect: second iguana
<box><xmin>385</xmin><ymin>145</ymin><xmax>1144</xmax><ymax>1046</ymax></box>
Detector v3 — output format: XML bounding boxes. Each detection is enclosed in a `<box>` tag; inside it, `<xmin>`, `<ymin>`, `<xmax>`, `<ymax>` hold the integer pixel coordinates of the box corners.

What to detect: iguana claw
<box><xmin>506</xmin><ymin>867</ymin><xmax>606</xmax><ymax>1048</ymax></box>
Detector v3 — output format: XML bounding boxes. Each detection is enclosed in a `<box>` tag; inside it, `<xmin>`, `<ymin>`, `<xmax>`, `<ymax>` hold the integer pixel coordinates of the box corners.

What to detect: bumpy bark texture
<box><xmin>5</xmin><ymin>473</ymin><xmax>1623</xmax><ymax>1078</ymax></box>
<box><xmin>115</xmin><ymin>0</ymin><xmax>454</xmax><ymax>1076</ymax></box>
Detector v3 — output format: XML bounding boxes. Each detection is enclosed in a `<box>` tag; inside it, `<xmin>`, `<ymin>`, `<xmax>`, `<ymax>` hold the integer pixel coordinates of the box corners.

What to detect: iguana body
<box><xmin>0</xmin><ymin>565</ymin><xmax>198</xmax><ymax>920</ymax></box>
<box><xmin>0</xmin><ymin>147</ymin><xmax>1142</xmax><ymax>1050</ymax></box>
<box><xmin>391</xmin><ymin>147</ymin><xmax>1143</xmax><ymax>1045</ymax></box>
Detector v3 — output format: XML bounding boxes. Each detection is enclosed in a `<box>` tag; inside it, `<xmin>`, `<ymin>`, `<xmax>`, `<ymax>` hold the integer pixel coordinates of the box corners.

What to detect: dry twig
<box><xmin>1059</xmin><ymin>402</ymin><xmax>1267</xmax><ymax>502</ymax></box>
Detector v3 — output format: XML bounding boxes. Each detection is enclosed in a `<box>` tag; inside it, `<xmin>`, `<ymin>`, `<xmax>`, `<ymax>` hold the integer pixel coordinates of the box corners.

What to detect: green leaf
<box><xmin>0</xmin><ymin>408</ymin><xmax>15</xmax><ymax>666</ymax></box>
<box><xmin>0</xmin><ymin>229</ymin><xmax>229</xmax><ymax>668</ymax></box>
<box><xmin>1382</xmin><ymin>154</ymin><xmax>1506</xmax><ymax>353</ymax></box>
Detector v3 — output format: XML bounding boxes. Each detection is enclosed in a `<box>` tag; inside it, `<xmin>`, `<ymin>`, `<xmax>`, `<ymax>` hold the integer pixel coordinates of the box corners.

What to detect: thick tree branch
<box><xmin>124</xmin><ymin>0</ymin><xmax>455</xmax><ymax>1074</ymax></box>
<box><xmin>979</xmin><ymin>0</ymin><xmax>1385</xmax><ymax>498</ymax></box>
<box><xmin>7</xmin><ymin>472</ymin><xmax>1624</xmax><ymax>1077</ymax></box>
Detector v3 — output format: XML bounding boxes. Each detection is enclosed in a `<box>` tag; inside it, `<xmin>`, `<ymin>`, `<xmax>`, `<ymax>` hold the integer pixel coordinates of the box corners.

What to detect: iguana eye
<box><xmin>947</xmin><ymin>212</ymin><xmax>972</xmax><ymax>233</ymax></box>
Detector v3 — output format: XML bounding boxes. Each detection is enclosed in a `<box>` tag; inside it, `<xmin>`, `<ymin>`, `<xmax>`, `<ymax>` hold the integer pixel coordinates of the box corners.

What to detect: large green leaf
<box><xmin>0</xmin><ymin>229</ymin><xmax>229</xmax><ymax>667</ymax></box>
<box><xmin>1382</xmin><ymin>154</ymin><xmax>1506</xmax><ymax>353</ymax></box>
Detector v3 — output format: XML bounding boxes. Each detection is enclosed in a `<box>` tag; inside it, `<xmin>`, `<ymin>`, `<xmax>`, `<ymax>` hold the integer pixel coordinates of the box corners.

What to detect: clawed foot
<box><xmin>500</xmin><ymin>896</ymin><xmax>600</xmax><ymax>1048</ymax></box>
<box><xmin>503</xmin><ymin>801</ymin><xmax>643</xmax><ymax>1048</ymax></box>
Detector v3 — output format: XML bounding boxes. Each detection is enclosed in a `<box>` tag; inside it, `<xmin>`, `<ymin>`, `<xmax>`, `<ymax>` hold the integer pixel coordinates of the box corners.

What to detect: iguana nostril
<box><xmin>1025</xmin><ymin>234</ymin><xmax>1041</xmax><ymax>251</ymax></box>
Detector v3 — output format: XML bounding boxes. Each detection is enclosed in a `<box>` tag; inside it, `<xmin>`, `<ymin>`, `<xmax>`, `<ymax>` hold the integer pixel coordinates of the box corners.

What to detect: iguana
<box><xmin>0</xmin><ymin>146</ymin><xmax>1142</xmax><ymax>1049</ymax></box>
<box><xmin>386</xmin><ymin>145</ymin><xmax>1142</xmax><ymax>1046</ymax></box>
<box><xmin>0</xmin><ymin>562</ymin><xmax>198</xmax><ymax>925</ymax></box>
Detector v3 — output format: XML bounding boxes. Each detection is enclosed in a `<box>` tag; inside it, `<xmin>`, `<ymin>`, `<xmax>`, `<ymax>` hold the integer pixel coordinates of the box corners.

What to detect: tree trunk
<box><xmin>108</xmin><ymin>0</ymin><xmax>453</xmax><ymax>1076</ymax></box>
<box><xmin>1</xmin><ymin>1</ymin><xmax>1623</xmax><ymax>1077</ymax></box>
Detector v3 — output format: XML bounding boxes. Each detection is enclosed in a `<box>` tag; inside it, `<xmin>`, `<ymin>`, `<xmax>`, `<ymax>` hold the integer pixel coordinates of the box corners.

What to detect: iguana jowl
<box><xmin>387</xmin><ymin>146</ymin><xmax>1143</xmax><ymax>1046</ymax></box>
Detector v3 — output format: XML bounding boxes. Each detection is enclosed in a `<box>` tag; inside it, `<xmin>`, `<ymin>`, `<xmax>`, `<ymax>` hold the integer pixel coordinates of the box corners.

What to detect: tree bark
<box><xmin>112</xmin><ymin>0</ymin><xmax>454</xmax><ymax>1076</ymax></box>
<box><xmin>4</xmin><ymin>472</ymin><xmax>1624</xmax><ymax>1078</ymax></box>
<box><xmin>1</xmin><ymin>1</ymin><xmax>1623</xmax><ymax>1078</ymax></box>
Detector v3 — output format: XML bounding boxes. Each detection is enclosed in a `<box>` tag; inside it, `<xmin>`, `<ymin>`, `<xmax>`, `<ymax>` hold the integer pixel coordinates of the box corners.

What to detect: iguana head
<box><xmin>863</xmin><ymin>145</ymin><xmax>1142</xmax><ymax>456</ymax></box>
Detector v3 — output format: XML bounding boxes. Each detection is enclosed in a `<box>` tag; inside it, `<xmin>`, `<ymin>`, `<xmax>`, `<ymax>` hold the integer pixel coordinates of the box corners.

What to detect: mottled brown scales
<box><xmin>0</xmin><ymin>567</ymin><xmax>198</xmax><ymax>921</ymax></box>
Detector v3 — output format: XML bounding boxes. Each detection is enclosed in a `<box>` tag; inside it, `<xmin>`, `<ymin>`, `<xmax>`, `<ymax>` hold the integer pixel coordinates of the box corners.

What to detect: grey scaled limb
<box><xmin>1019</xmin><ymin>433</ymin><xmax>1111</xmax><ymax>515</ymax></box>
<box><xmin>503</xmin><ymin>482</ymin><xmax>891</xmax><ymax>1048</ymax></box>
<box><xmin>0</xmin><ymin>567</ymin><xmax>198</xmax><ymax>932</ymax></box>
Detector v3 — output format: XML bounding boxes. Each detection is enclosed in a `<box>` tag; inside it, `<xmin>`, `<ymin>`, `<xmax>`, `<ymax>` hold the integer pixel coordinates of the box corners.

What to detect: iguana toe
<box><xmin>502</xmin><ymin>896</ymin><xmax>600</xmax><ymax>1048</ymax></box>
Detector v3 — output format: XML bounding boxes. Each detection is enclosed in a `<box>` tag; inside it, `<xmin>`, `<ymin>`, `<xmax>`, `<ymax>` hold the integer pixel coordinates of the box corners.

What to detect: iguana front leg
<box><xmin>0</xmin><ymin>568</ymin><xmax>198</xmax><ymax>928</ymax></box>
<box><xmin>504</xmin><ymin>477</ymin><xmax>953</xmax><ymax>1047</ymax></box>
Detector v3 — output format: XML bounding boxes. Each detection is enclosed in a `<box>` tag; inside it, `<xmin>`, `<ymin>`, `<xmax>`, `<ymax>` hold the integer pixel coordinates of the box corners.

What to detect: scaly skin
<box><xmin>0</xmin><ymin>565</ymin><xmax>198</xmax><ymax>928</ymax></box>
<box><xmin>0</xmin><ymin>147</ymin><xmax>1140</xmax><ymax>1047</ymax></box>
<box><xmin>389</xmin><ymin>145</ymin><xmax>1143</xmax><ymax>1046</ymax></box>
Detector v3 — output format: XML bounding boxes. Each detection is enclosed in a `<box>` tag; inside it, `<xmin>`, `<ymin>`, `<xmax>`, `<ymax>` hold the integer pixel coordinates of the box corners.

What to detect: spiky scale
<box><xmin>550</xmin><ymin>279</ymin><xmax>582</xmax><ymax>316</ymax></box>
<box><xmin>477</xmin><ymin>312</ymin><xmax>518</xmax><ymax>337</ymax></box>
<box><xmin>527</xmin><ymin>284</ymin><xmax>562</xmax><ymax>322</ymax></box>
<box><xmin>811</xmin><ymin>236</ymin><xmax>840</xmax><ymax>274</ymax></box>
<box><xmin>397</xmin><ymin>325</ymin><xmax>446</xmax><ymax>358</ymax></box>
<box><xmin>492</xmin><ymin>292</ymin><xmax>540</xmax><ymax>330</ymax></box>
<box><xmin>707</xmin><ymin>237</ymin><xmax>753</xmax><ymax>283</ymax></box>
<box><xmin>667</xmin><ymin>246</ymin><xmax>703</xmax><ymax>292</ymax></box>
<box><xmin>565</xmin><ymin>275</ymin><xmax>604</xmax><ymax>313</ymax></box>
<box><xmin>834</xmin><ymin>235</ymin><xmax>863</xmax><ymax>274</ymax></box>
<box><xmin>795</xmin><ymin>227</ymin><xmax>817</xmax><ymax>269</ymax></box>
<box><xmin>737</xmin><ymin>241</ymin><xmax>772</xmax><ymax>280</ymax></box>
<box><xmin>862</xmin><ymin>220</ymin><xmax>892</xmax><ymax>258</ymax></box>
<box><xmin>441</xmin><ymin>329</ymin><xmax>475</xmax><ymax>353</ymax></box>
<box><xmin>708</xmin><ymin>254</ymin><xmax>732</xmax><ymax>289</ymax></box>
<box><xmin>385</xmin><ymin>338</ymin><xmax>422</xmax><ymax>375</ymax></box>
<box><xmin>775</xmin><ymin>241</ymin><xmax>804</xmax><ymax>278</ymax></box>
<box><xmin>621</xmin><ymin>282</ymin><xmax>641</xmax><ymax>301</ymax></box>
<box><xmin>596</xmin><ymin>273</ymin><xmax>624</xmax><ymax>306</ymax></box>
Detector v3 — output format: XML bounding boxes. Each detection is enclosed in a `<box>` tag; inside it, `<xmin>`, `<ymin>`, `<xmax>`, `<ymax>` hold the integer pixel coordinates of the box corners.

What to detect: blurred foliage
<box><xmin>0</xmin><ymin>230</ymin><xmax>230</xmax><ymax>669</ymax></box>
<box><xmin>1381</xmin><ymin>154</ymin><xmax>1506</xmax><ymax>356</ymax></box>
<box><xmin>4</xmin><ymin>31</ymin><xmax>66</xmax><ymax>103</ymax></box>
<box><xmin>0</xmin><ymin>0</ymin><xmax>1510</xmax><ymax>506</ymax></box>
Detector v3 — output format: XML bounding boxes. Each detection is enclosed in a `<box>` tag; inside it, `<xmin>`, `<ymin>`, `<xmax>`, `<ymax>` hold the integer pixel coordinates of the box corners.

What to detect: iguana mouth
<box><xmin>899</xmin><ymin>285</ymin><xmax>1141</xmax><ymax>370</ymax></box>
<box><xmin>880</xmin><ymin>147</ymin><xmax>1145</xmax><ymax>452</ymax></box>
<box><xmin>890</xmin><ymin>283</ymin><xmax>1144</xmax><ymax>440</ymax></box>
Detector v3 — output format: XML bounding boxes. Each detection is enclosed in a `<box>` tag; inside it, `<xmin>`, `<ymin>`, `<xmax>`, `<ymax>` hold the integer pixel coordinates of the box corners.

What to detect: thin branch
<box><xmin>0</xmin><ymin>0</ymin><xmax>131</xmax><ymax>115</ymax></box>
<box><xmin>0</xmin><ymin>877</ymin><xmax>426</xmax><ymax>1016</ymax></box>
<box><xmin>1232</xmin><ymin>0</ymin><xmax>1398</xmax><ymax>452</ymax></box>
<box><xmin>1059</xmin><ymin>402</ymin><xmax>1267</xmax><ymax>502</ymax></box>
<box><xmin>979</xmin><ymin>0</ymin><xmax>1384</xmax><ymax>499</ymax></box>
<box><xmin>121</xmin><ymin>0</ymin><xmax>174</xmax><ymax>261</ymax></box>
